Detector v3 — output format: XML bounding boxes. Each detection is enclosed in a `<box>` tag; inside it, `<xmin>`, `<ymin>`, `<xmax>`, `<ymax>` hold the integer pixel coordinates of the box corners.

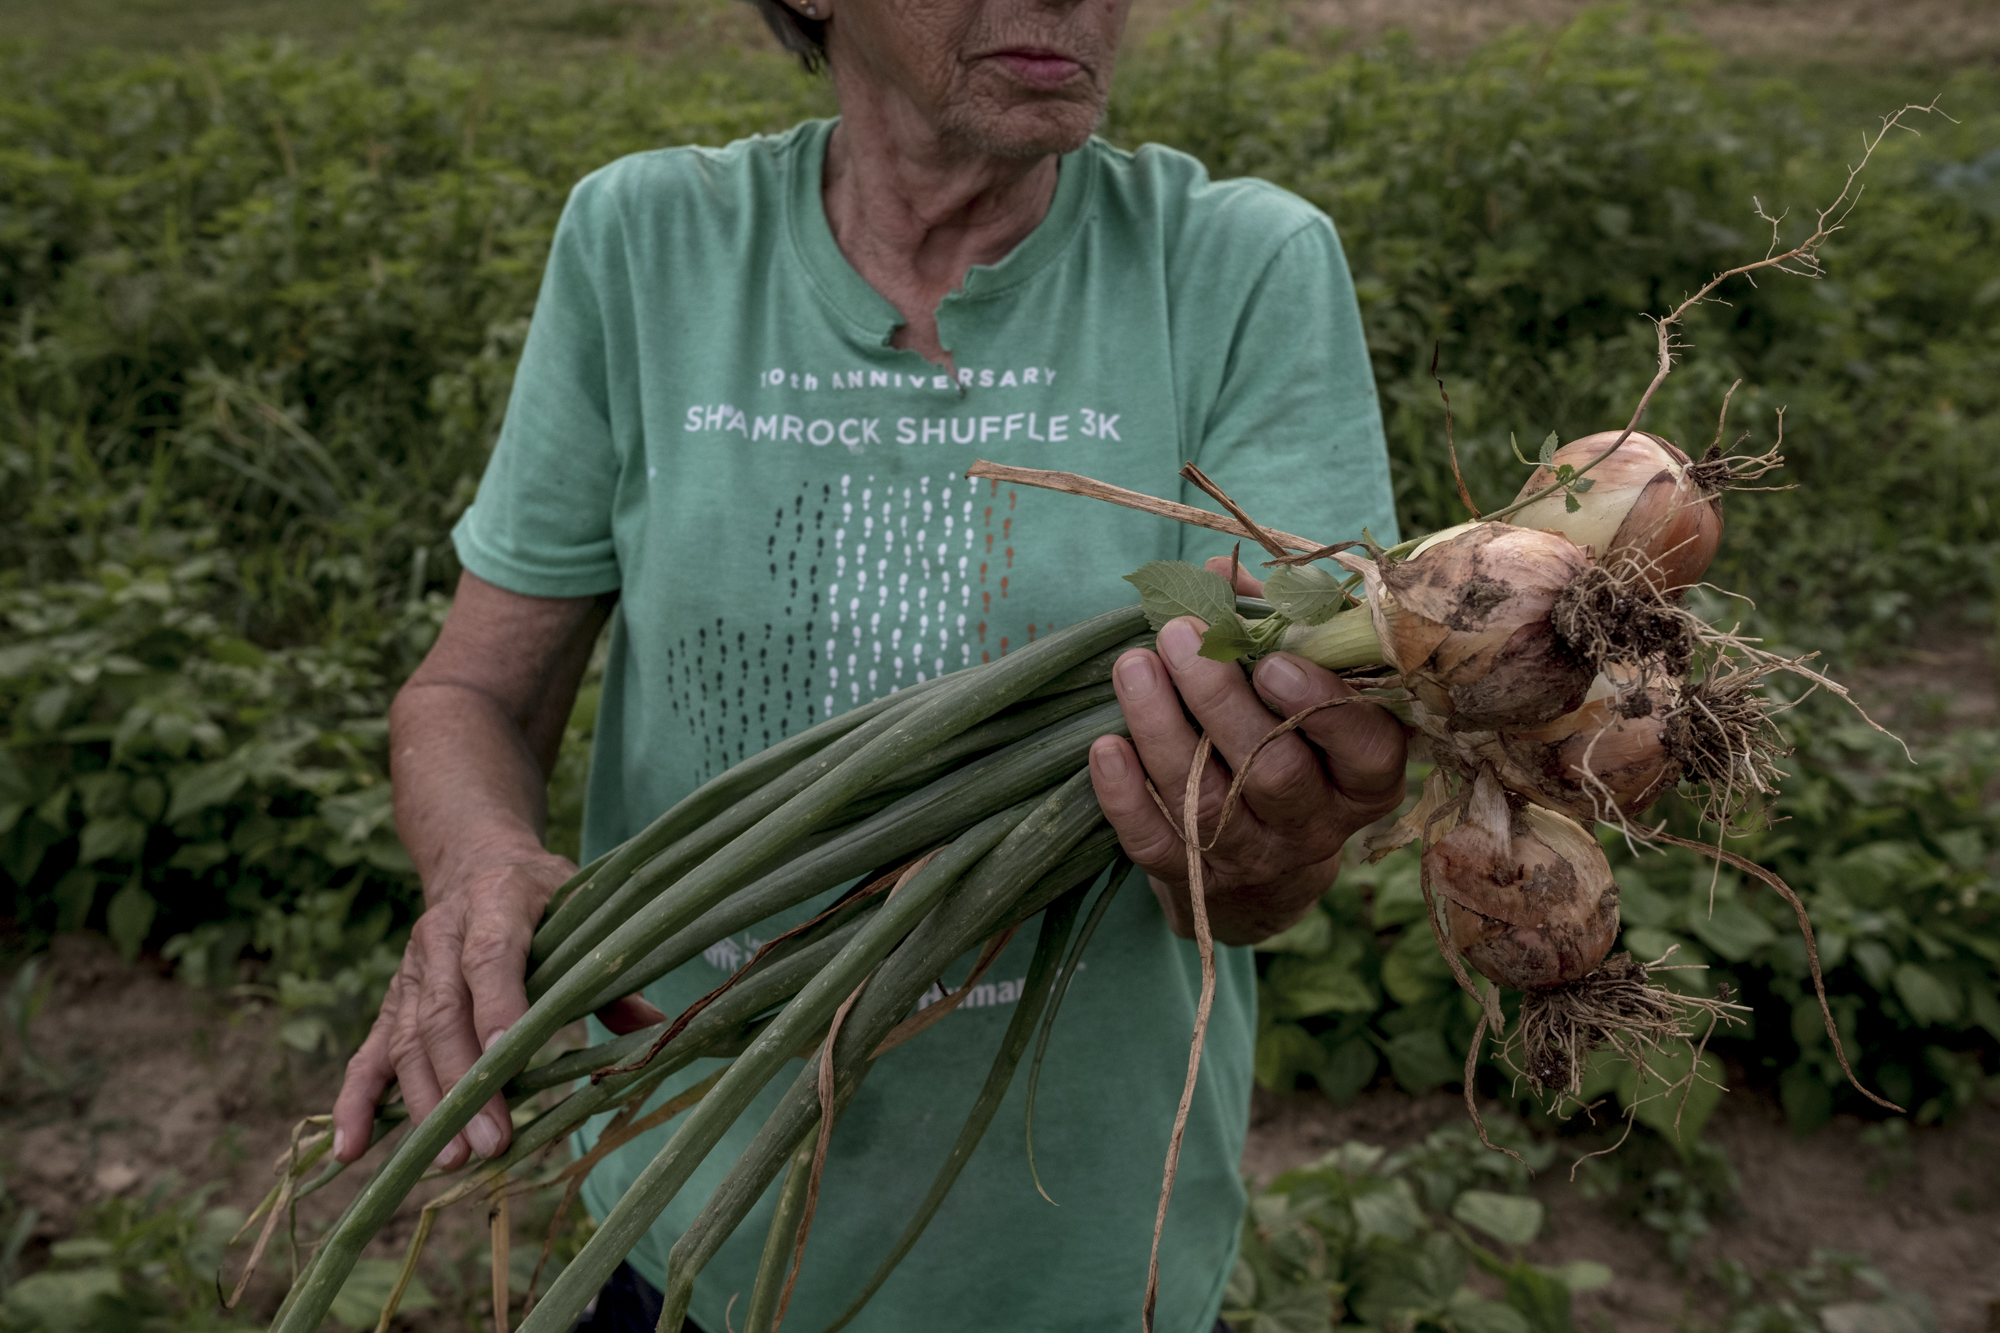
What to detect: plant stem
<box><xmin>1276</xmin><ymin>603</ymin><xmax>1388</xmax><ymax>672</ymax></box>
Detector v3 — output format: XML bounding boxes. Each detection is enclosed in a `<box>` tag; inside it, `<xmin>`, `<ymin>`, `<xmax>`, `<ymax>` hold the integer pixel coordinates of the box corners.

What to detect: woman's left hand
<box><xmin>1088</xmin><ymin>558</ymin><xmax>1408</xmax><ymax>946</ymax></box>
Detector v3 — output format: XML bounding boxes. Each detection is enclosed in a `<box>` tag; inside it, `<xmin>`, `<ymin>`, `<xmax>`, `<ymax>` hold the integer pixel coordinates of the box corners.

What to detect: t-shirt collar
<box><xmin>787</xmin><ymin>117</ymin><xmax>1098</xmax><ymax>348</ymax></box>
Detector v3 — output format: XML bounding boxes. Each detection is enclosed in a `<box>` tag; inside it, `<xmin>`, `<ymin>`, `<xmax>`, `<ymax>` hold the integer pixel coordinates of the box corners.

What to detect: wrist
<box><xmin>1189</xmin><ymin>854</ymin><xmax>1342</xmax><ymax>947</ymax></box>
<box><xmin>425</xmin><ymin>826</ymin><xmax>569</xmax><ymax>909</ymax></box>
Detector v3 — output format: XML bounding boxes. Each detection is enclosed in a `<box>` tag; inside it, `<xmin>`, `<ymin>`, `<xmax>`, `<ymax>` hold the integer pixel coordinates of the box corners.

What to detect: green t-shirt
<box><xmin>453</xmin><ymin>118</ymin><xmax>1396</xmax><ymax>1333</ymax></box>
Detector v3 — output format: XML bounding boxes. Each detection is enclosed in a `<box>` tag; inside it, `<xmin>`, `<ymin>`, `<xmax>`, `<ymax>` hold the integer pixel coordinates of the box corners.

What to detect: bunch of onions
<box><xmin>1503</xmin><ymin>430</ymin><xmax>1724</xmax><ymax>594</ymax></box>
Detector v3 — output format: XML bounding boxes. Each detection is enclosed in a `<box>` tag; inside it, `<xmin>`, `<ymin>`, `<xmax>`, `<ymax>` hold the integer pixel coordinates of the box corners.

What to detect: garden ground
<box><xmin>8</xmin><ymin>929</ymin><xmax>2000</xmax><ymax>1331</ymax></box>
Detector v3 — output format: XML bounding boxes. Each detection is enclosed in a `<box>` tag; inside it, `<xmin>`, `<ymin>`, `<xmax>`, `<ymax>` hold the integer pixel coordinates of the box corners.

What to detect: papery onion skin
<box><xmin>1509</xmin><ymin>430</ymin><xmax>1723</xmax><ymax>594</ymax></box>
<box><xmin>1425</xmin><ymin>774</ymin><xmax>1621</xmax><ymax>991</ymax></box>
<box><xmin>1379</xmin><ymin>523</ymin><xmax>1596</xmax><ymax>729</ymax></box>
<box><xmin>1493</xmin><ymin>672</ymin><xmax>1680</xmax><ymax>822</ymax></box>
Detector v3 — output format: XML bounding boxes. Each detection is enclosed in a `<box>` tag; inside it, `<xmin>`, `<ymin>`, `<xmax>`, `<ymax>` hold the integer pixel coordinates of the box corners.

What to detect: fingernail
<box><xmin>467</xmin><ymin>1115</ymin><xmax>503</xmax><ymax>1159</ymax></box>
<box><xmin>1158</xmin><ymin>620</ymin><xmax>1201</xmax><ymax>670</ymax></box>
<box><xmin>483</xmin><ymin>1027</ymin><xmax>508</xmax><ymax>1053</ymax></box>
<box><xmin>434</xmin><ymin>1139</ymin><xmax>463</xmax><ymax>1170</ymax></box>
<box><xmin>1257</xmin><ymin>653</ymin><xmax>1308</xmax><ymax>704</ymax></box>
<box><xmin>332</xmin><ymin>1129</ymin><xmax>347</xmax><ymax>1160</ymax></box>
<box><xmin>1091</xmin><ymin>738</ymin><xmax>1129</xmax><ymax>781</ymax></box>
<box><xmin>1116</xmin><ymin>651</ymin><xmax>1158</xmax><ymax>699</ymax></box>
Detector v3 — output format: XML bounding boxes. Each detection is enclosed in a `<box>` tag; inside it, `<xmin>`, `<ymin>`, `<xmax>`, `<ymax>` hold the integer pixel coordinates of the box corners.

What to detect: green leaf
<box><xmin>1122</xmin><ymin>560</ymin><xmax>1237</xmax><ymax>632</ymax></box>
<box><xmin>166</xmin><ymin>761</ymin><xmax>248</xmax><ymax>824</ymax></box>
<box><xmin>1542</xmin><ymin>1260</ymin><xmax>1613</xmax><ymax>1292</ymax></box>
<box><xmin>1966</xmin><ymin>984</ymin><xmax>2000</xmax><ymax>1042</ymax></box>
<box><xmin>1384</xmin><ymin>1028</ymin><xmax>1461</xmax><ymax>1092</ymax></box>
<box><xmin>106</xmin><ymin>882</ymin><xmax>157</xmax><ymax>962</ymax></box>
<box><xmin>52</xmin><ymin>868</ymin><xmax>98</xmax><ymax>933</ymax></box>
<box><xmin>3</xmin><ymin>1267</ymin><xmax>124</xmax><ymax>1331</ymax></box>
<box><xmin>1353</xmin><ymin>1229</ymin><xmax>1462</xmax><ymax>1319</ymax></box>
<box><xmin>1255</xmin><ymin>905</ymin><xmax>1333</xmax><ymax>954</ymax></box>
<box><xmin>1256</xmin><ymin>1022</ymin><xmax>1328</xmax><ymax>1091</ymax></box>
<box><xmin>1349</xmin><ymin>1180</ymin><xmax>1428</xmax><ymax>1244</ymax></box>
<box><xmin>1368</xmin><ymin>853</ymin><xmax>1427</xmax><ymax>928</ymax></box>
<box><xmin>78</xmin><ymin>815</ymin><xmax>147</xmax><ymax>865</ymax></box>
<box><xmin>1891</xmin><ymin>963</ymin><xmax>1961</xmax><ymax>1026</ymax></box>
<box><xmin>1447</xmin><ymin>1291</ymin><xmax>1534</xmax><ymax>1333</ymax></box>
<box><xmin>1563</xmin><ymin>491</ymin><xmax>1581</xmax><ymax>513</ymax></box>
<box><xmin>1261</xmin><ymin>564</ymin><xmax>1350</xmax><ymax>626</ymax></box>
<box><xmin>1199</xmin><ymin>615</ymin><xmax>1256</xmax><ymax>663</ymax></box>
<box><xmin>1779</xmin><ymin>1061</ymin><xmax>1835</xmax><ymax>1135</ymax></box>
<box><xmin>167</xmin><ymin>841</ymin><xmax>231</xmax><ymax>873</ymax></box>
<box><xmin>1242</xmin><ymin>1284</ymin><xmax>1338</xmax><ymax>1333</ymax></box>
<box><xmin>1381</xmin><ymin>929</ymin><xmax>1454</xmax><ymax>1004</ymax></box>
<box><xmin>1493</xmin><ymin>1260</ymin><xmax>1578</xmax><ymax>1333</ymax></box>
<box><xmin>1538</xmin><ymin>431</ymin><xmax>1558</xmax><ymax>465</ymax></box>
<box><xmin>1685</xmin><ymin>899</ymin><xmax>1777</xmax><ymax>962</ymax></box>
<box><xmin>1268</xmin><ymin>940</ymin><xmax>1377</xmax><ymax>1017</ymax></box>
<box><xmin>329</xmin><ymin>1258</ymin><xmax>436</xmax><ymax>1329</ymax></box>
<box><xmin>0</xmin><ymin>747</ymin><xmax>29</xmax><ymax>803</ymax></box>
<box><xmin>1451</xmin><ymin>1190</ymin><xmax>1544</xmax><ymax>1247</ymax></box>
<box><xmin>1315</xmin><ymin>1037</ymin><xmax>1379</xmax><ymax>1104</ymax></box>
<box><xmin>1618</xmin><ymin>1045</ymin><xmax>1725</xmax><ymax>1152</ymax></box>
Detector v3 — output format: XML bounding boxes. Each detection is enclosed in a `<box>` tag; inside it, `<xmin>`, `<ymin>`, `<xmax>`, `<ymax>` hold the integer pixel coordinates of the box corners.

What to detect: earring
<box><xmin>800</xmin><ymin>2</ymin><xmax>817</xmax><ymax>14</ymax></box>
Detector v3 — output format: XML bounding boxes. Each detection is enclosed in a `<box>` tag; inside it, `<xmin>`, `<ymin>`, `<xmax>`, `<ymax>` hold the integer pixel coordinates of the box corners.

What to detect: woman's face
<box><xmin>826</xmin><ymin>0</ymin><xmax>1133</xmax><ymax>159</ymax></box>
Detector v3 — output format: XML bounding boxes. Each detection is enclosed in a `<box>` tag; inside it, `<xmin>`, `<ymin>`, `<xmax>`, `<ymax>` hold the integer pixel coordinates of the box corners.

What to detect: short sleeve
<box><xmin>451</xmin><ymin>182</ymin><xmax>625</xmax><ymax>598</ymax></box>
<box><xmin>1179</xmin><ymin>216</ymin><xmax>1399</xmax><ymax>565</ymax></box>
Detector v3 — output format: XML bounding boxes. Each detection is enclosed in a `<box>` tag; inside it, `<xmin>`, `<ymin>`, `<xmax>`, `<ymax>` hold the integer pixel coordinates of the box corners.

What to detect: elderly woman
<box><xmin>331</xmin><ymin>0</ymin><xmax>1404</xmax><ymax>1329</ymax></box>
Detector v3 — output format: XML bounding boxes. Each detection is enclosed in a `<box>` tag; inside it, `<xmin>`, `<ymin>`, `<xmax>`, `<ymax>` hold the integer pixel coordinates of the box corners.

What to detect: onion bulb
<box><xmin>1507</xmin><ymin>430</ymin><xmax>1723</xmax><ymax>593</ymax></box>
<box><xmin>1425</xmin><ymin>770</ymin><xmax>1621</xmax><ymax>991</ymax></box>
<box><xmin>1374</xmin><ymin>523</ymin><xmax>1597</xmax><ymax>729</ymax></box>
<box><xmin>1489</xmin><ymin>668</ymin><xmax>1680</xmax><ymax>822</ymax></box>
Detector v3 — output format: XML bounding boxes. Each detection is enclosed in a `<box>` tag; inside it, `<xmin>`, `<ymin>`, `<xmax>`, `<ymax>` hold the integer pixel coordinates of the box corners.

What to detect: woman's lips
<box><xmin>989</xmin><ymin>50</ymin><xmax>1084</xmax><ymax>90</ymax></box>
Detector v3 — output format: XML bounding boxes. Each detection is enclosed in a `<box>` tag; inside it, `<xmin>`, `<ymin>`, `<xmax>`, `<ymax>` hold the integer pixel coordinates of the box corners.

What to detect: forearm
<box><xmin>389</xmin><ymin>682</ymin><xmax>560</xmax><ymax>904</ymax></box>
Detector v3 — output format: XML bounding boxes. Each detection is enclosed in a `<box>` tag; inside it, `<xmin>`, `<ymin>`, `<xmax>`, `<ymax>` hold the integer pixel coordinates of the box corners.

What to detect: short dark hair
<box><xmin>747</xmin><ymin>0</ymin><xmax>829</xmax><ymax>73</ymax></box>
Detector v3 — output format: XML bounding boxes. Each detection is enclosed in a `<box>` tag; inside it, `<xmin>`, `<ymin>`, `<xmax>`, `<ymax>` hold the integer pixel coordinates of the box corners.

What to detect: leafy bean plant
<box><xmin>1224</xmin><ymin>1117</ymin><xmax>1612</xmax><ymax>1333</ymax></box>
<box><xmin>0</xmin><ymin>1180</ymin><xmax>246</xmax><ymax>1333</ymax></box>
<box><xmin>0</xmin><ymin>547</ymin><xmax>425</xmax><ymax>1047</ymax></box>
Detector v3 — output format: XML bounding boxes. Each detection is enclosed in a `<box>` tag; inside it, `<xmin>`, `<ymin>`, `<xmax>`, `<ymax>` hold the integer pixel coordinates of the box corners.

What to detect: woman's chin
<box><xmin>941</xmin><ymin>86</ymin><xmax>1103</xmax><ymax>160</ymax></box>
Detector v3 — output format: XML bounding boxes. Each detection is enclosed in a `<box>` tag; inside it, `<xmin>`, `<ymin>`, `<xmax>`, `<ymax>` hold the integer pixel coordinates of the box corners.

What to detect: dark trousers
<box><xmin>581</xmin><ymin>1261</ymin><xmax>1231</xmax><ymax>1332</ymax></box>
<box><xmin>575</xmin><ymin>1263</ymin><xmax>704</xmax><ymax>1333</ymax></box>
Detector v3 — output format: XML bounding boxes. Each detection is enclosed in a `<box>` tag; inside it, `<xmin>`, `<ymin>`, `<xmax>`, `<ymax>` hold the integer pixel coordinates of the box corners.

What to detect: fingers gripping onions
<box><xmin>1506</xmin><ymin>430</ymin><xmax>1724</xmax><ymax>593</ymax></box>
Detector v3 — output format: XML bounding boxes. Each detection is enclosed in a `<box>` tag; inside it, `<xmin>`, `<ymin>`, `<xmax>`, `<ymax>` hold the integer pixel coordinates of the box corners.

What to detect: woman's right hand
<box><xmin>327</xmin><ymin>572</ymin><xmax>625</xmax><ymax>1170</ymax></box>
<box><xmin>331</xmin><ymin>842</ymin><xmax>573</xmax><ymax>1170</ymax></box>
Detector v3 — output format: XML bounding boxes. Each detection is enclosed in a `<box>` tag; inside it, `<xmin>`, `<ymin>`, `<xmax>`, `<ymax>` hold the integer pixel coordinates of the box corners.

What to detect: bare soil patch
<box><xmin>9</xmin><ymin>936</ymin><xmax>2000</xmax><ymax>1329</ymax></box>
<box><xmin>0</xmin><ymin>936</ymin><xmax>581</xmax><ymax>1328</ymax></box>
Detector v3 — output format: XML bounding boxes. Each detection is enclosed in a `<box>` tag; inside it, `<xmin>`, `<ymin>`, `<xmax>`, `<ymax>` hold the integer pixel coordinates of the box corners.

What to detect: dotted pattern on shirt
<box><xmin>661</xmin><ymin>473</ymin><xmax>1046</xmax><ymax>783</ymax></box>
